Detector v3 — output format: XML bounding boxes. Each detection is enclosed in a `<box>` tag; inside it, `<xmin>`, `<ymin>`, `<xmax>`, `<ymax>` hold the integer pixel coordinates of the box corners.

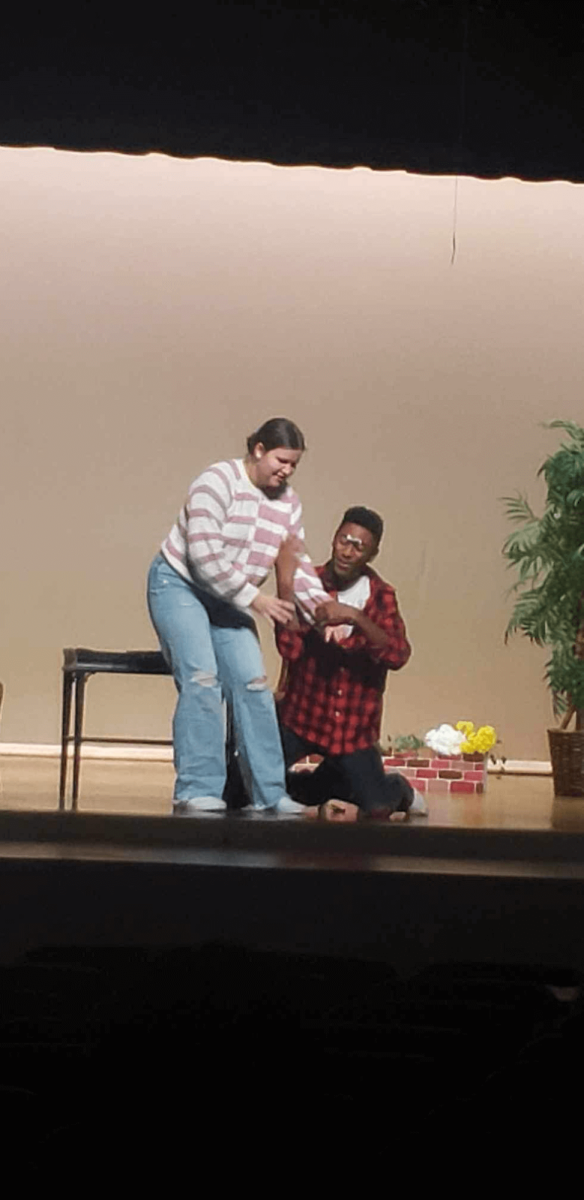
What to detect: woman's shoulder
<box><xmin>190</xmin><ymin>459</ymin><xmax>240</xmax><ymax>492</ymax></box>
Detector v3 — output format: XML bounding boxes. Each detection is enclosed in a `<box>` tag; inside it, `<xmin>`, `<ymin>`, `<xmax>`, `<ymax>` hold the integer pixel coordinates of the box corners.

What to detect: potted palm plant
<box><xmin>503</xmin><ymin>420</ymin><xmax>584</xmax><ymax>795</ymax></box>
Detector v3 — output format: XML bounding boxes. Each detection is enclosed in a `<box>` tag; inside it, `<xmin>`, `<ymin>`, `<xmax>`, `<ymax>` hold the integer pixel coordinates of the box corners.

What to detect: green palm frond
<box><xmin>501</xmin><ymin>493</ymin><xmax>537</xmax><ymax>523</ymax></box>
<box><xmin>545</xmin><ymin>419</ymin><xmax>584</xmax><ymax>445</ymax></box>
<box><xmin>503</xmin><ymin>420</ymin><xmax>584</xmax><ymax>713</ymax></box>
<box><xmin>502</xmin><ymin>521</ymin><xmax>544</xmax><ymax>561</ymax></box>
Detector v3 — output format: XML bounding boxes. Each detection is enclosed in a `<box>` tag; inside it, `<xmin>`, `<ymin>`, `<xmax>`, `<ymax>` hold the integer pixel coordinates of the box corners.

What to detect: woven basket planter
<box><xmin>548</xmin><ymin>729</ymin><xmax>584</xmax><ymax>797</ymax></box>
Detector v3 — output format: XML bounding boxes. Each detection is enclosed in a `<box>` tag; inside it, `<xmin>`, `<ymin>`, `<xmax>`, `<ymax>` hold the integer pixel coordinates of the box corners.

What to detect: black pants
<box><xmin>224</xmin><ymin>722</ymin><xmax>413</xmax><ymax>815</ymax></box>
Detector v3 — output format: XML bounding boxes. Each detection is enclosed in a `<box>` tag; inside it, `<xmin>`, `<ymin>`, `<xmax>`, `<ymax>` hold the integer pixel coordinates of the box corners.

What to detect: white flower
<box><xmin>424</xmin><ymin>723</ymin><xmax>465</xmax><ymax>757</ymax></box>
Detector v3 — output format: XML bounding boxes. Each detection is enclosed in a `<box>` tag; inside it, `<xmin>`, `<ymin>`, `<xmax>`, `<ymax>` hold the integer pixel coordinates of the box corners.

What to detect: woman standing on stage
<box><xmin>147</xmin><ymin>417</ymin><xmax>328</xmax><ymax>815</ymax></box>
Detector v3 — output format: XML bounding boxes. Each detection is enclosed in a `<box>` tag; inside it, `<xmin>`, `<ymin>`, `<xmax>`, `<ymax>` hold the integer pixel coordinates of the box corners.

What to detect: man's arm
<box><xmin>315</xmin><ymin>600</ymin><xmax>389</xmax><ymax>649</ymax></box>
<box><xmin>314</xmin><ymin>589</ymin><xmax>411</xmax><ymax>669</ymax></box>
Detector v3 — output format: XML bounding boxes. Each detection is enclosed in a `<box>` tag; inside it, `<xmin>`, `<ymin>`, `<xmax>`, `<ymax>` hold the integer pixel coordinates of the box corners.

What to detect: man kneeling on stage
<box><xmin>225</xmin><ymin>506</ymin><xmax>420</xmax><ymax>819</ymax></box>
<box><xmin>273</xmin><ymin>506</ymin><xmax>416</xmax><ymax>820</ymax></box>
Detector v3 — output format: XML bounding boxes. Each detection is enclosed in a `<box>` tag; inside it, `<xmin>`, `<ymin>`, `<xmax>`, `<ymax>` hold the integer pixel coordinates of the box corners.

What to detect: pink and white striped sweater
<box><xmin>161</xmin><ymin>458</ymin><xmax>329</xmax><ymax>615</ymax></box>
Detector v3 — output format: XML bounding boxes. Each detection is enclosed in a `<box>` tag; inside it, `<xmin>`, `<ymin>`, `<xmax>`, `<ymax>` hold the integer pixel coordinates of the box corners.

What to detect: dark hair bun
<box><xmin>247</xmin><ymin>418</ymin><xmax>306</xmax><ymax>455</ymax></box>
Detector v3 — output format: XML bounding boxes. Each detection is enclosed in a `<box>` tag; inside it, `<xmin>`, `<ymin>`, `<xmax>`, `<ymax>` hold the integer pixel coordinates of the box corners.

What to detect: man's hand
<box><xmin>314</xmin><ymin>600</ymin><xmax>358</xmax><ymax>627</ymax></box>
<box><xmin>318</xmin><ymin>598</ymin><xmax>391</xmax><ymax>651</ymax></box>
<box><xmin>251</xmin><ymin>594</ymin><xmax>296</xmax><ymax>626</ymax></box>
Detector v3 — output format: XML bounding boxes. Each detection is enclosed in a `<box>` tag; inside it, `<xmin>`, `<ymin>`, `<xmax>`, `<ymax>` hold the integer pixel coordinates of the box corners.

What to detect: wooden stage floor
<box><xmin>2</xmin><ymin>755</ymin><xmax>584</xmax><ymax>974</ymax></box>
<box><xmin>2</xmin><ymin>754</ymin><xmax>584</xmax><ymax>832</ymax></box>
<box><xmin>3</xmin><ymin>757</ymin><xmax>584</xmax><ymax>1174</ymax></box>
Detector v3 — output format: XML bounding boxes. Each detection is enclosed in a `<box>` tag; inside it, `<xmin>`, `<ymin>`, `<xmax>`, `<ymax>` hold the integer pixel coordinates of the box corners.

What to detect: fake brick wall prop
<box><xmin>292</xmin><ymin>752</ymin><xmax>488</xmax><ymax>795</ymax></box>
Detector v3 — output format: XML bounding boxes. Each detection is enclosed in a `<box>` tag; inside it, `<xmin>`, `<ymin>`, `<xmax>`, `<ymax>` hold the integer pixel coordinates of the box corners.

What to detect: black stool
<box><xmin>59</xmin><ymin>648</ymin><xmax>172</xmax><ymax>810</ymax></box>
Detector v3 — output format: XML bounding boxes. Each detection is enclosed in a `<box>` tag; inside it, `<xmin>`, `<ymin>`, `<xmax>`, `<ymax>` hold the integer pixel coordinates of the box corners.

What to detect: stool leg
<box><xmin>59</xmin><ymin>670</ymin><xmax>74</xmax><ymax>811</ymax></box>
<box><xmin>72</xmin><ymin>672</ymin><xmax>87</xmax><ymax>812</ymax></box>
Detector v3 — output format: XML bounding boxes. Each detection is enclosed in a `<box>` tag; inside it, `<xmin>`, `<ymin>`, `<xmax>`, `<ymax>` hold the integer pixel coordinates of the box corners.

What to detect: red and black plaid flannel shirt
<box><xmin>276</xmin><ymin>565</ymin><xmax>411</xmax><ymax>755</ymax></box>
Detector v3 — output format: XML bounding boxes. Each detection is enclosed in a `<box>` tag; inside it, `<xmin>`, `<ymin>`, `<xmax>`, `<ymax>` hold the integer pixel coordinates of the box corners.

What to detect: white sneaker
<box><xmin>409</xmin><ymin>789</ymin><xmax>428</xmax><ymax>816</ymax></box>
<box><xmin>271</xmin><ymin>796</ymin><xmax>307</xmax><ymax>816</ymax></box>
<box><xmin>173</xmin><ymin>797</ymin><xmax>227</xmax><ymax>814</ymax></box>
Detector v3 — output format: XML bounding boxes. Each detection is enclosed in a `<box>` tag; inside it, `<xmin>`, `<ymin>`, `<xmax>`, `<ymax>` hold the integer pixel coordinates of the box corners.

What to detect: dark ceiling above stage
<box><xmin>1</xmin><ymin>2</ymin><xmax>583</xmax><ymax>182</ymax></box>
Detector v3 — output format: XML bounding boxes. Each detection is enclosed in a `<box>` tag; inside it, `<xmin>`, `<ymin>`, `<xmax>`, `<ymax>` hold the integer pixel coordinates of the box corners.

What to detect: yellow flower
<box><xmin>453</xmin><ymin>720</ymin><xmax>498</xmax><ymax>756</ymax></box>
<box><xmin>475</xmin><ymin>725</ymin><xmax>497</xmax><ymax>752</ymax></box>
<box><xmin>466</xmin><ymin>734</ymin><xmax>481</xmax><ymax>752</ymax></box>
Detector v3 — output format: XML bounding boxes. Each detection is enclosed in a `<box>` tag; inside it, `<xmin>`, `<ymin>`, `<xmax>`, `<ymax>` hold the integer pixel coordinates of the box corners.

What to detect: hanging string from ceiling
<box><xmin>451</xmin><ymin>0</ymin><xmax>471</xmax><ymax>265</ymax></box>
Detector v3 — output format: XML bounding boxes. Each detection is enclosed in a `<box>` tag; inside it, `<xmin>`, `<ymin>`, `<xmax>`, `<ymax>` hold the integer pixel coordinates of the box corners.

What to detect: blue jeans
<box><xmin>225</xmin><ymin>724</ymin><xmax>413</xmax><ymax>814</ymax></box>
<box><xmin>147</xmin><ymin>554</ymin><xmax>288</xmax><ymax>808</ymax></box>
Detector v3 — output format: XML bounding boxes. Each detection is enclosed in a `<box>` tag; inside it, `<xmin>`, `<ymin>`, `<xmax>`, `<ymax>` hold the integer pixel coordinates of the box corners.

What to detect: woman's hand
<box><xmin>251</xmin><ymin>593</ymin><xmax>296</xmax><ymax>626</ymax></box>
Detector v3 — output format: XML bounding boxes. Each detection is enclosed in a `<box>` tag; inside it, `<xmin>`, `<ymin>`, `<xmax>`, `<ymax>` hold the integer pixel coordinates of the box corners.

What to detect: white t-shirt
<box><xmin>337</xmin><ymin>574</ymin><xmax>371</xmax><ymax>610</ymax></box>
<box><xmin>327</xmin><ymin>573</ymin><xmax>371</xmax><ymax>642</ymax></box>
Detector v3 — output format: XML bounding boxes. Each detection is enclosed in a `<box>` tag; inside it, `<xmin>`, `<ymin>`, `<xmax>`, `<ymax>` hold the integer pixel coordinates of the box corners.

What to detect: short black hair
<box><xmin>247</xmin><ymin>418</ymin><xmax>306</xmax><ymax>455</ymax></box>
<box><xmin>340</xmin><ymin>506</ymin><xmax>384</xmax><ymax>546</ymax></box>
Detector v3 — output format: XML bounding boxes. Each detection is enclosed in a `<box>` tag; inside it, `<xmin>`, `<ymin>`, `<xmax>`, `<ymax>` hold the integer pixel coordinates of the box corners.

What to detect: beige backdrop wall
<box><xmin>2</xmin><ymin>147</ymin><xmax>583</xmax><ymax>759</ymax></box>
